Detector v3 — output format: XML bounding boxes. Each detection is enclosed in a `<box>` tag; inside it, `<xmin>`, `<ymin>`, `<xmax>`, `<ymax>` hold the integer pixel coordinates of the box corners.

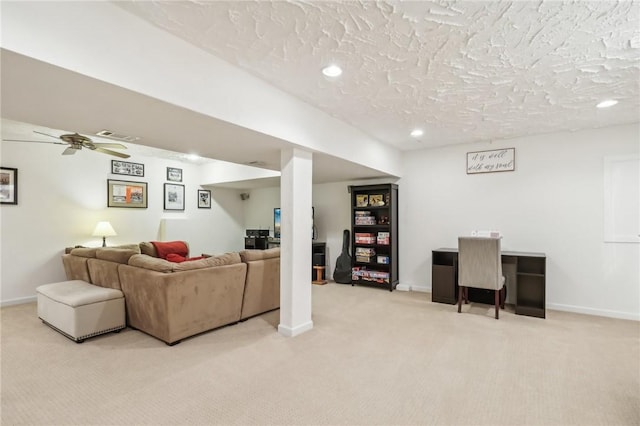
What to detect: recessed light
<box><xmin>410</xmin><ymin>129</ymin><xmax>424</xmax><ymax>138</ymax></box>
<box><xmin>597</xmin><ymin>99</ymin><xmax>618</xmax><ymax>108</ymax></box>
<box><xmin>184</xmin><ymin>154</ymin><xmax>200</xmax><ymax>161</ymax></box>
<box><xmin>322</xmin><ymin>65</ymin><xmax>342</xmax><ymax>77</ymax></box>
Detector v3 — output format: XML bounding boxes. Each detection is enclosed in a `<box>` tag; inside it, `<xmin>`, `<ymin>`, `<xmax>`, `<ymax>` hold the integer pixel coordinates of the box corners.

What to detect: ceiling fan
<box><xmin>3</xmin><ymin>130</ymin><xmax>130</xmax><ymax>158</ymax></box>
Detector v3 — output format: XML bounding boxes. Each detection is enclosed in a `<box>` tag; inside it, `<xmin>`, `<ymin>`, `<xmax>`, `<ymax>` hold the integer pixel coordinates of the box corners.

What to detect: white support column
<box><xmin>278</xmin><ymin>148</ymin><xmax>313</xmax><ymax>337</ymax></box>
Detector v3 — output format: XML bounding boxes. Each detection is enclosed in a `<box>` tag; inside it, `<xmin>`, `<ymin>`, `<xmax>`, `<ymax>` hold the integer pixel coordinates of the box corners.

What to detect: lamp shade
<box><xmin>92</xmin><ymin>221</ymin><xmax>117</xmax><ymax>237</ymax></box>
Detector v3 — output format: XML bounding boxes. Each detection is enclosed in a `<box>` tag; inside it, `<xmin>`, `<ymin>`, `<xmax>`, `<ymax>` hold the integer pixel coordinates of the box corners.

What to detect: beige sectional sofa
<box><xmin>61</xmin><ymin>243</ymin><xmax>280</xmax><ymax>345</ymax></box>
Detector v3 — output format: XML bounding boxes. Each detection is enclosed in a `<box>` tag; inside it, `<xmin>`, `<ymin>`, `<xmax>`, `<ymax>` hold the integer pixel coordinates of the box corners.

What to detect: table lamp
<box><xmin>92</xmin><ymin>221</ymin><xmax>117</xmax><ymax>247</ymax></box>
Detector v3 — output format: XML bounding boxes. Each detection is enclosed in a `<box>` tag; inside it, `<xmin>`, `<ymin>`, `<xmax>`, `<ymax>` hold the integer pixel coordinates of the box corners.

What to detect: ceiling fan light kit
<box><xmin>3</xmin><ymin>130</ymin><xmax>130</xmax><ymax>158</ymax></box>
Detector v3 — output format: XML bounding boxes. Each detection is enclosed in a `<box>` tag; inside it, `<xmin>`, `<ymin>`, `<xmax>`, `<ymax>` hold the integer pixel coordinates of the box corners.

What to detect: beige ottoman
<box><xmin>37</xmin><ymin>280</ymin><xmax>125</xmax><ymax>343</ymax></box>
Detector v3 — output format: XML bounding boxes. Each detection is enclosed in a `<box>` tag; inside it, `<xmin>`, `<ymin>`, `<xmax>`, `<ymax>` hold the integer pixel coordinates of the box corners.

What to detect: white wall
<box><xmin>0</xmin><ymin>142</ymin><xmax>246</xmax><ymax>305</ymax></box>
<box><xmin>399</xmin><ymin>123</ymin><xmax>639</xmax><ymax>320</ymax></box>
<box><xmin>3</xmin><ymin>123</ymin><xmax>637</xmax><ymax>320</ymax></box>
<box><xmin>243</xmin><ymin>124</ymin><xmax>639</xmax><ymax>320</ymax></box>
<box><xmin>242</xmin><ymin>186</ymin><xmax>281</xmax><ymax>234</ymax></box>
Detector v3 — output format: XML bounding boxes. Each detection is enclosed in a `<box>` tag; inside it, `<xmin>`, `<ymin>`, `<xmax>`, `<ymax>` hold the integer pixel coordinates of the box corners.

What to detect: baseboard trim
<box><xmin>408</xmin><ymin>284</ymin><xmax>431</xmax><ymax>293</ymax></box>
<box><xmin>278</xmin><ymin>320</ymin><xmax>314</xmax><ymax>337</ymax></box>
<box><xmin>396</xmin><ymin>283</ymin><xmax>431</xmax><ymax>293</ymax></box>
<box><xmin>1</xmin><ymin>295</ymin><xmax>37</xmax><ymax>307</ymax></box>
<box><xmin>547</xmin><ymin>303</ymin><xmax>639</xmax><ymax>321</ymax></box>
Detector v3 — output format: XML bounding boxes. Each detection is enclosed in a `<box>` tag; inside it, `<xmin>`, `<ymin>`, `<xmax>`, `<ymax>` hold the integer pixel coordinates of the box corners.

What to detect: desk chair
<box><xmin>457</xmin><ymin>237</ymin><xmax>506</xmax><ymax>319</ymax></box>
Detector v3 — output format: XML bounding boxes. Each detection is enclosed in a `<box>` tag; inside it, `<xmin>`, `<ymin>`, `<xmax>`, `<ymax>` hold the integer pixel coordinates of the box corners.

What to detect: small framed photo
<box><xmin>198</xmin><ymin>189</ymin><xmax>211</xmax><ymax>209</ymax></box>
<box><xmin>112</xmin><ymin>160</ymin><xmax>144</xmax><ymax>177</ymax></box>
<box><xmin>164</xmin><ymin>183</ymin><xmax>185</xmax><ymax>211</ymax></box>
<box><xmin>167</xmin><ymin>167</ymin><xmax>183</xmax><ymax>182</ymax></box>
<box><xmin>356</xmin><ymin>194</ymin><xmax>369</xmax><ymax>207</ymax></box>
<box><xmin>107</xmin><ymin>179</ymin><xmax>148</xmax><ymax>208</ymax></box>
<box><xmin>0</xmin><ymin>167</ymin><xmax>18</xmax><ymax>205</ymax></box>
<box><xmin>369</xmin><ymin>194</ymin><xmax>385</xmax><ymax>206</ymax></box>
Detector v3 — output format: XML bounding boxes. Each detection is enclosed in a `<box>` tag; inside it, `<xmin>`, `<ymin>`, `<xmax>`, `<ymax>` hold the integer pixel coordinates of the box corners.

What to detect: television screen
<box><xmin>274</xmin><ymin>208</ymin><xmax>281</xmax><ymax>238</ymax></box>
<box><xmin>273</xmin><ymin>207</ymin><xmax>315</xmax><ymax>239</ymax></box>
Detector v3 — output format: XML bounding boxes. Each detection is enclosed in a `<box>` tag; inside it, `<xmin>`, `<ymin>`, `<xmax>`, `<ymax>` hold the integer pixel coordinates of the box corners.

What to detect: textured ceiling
<box><xmin>117</xmin><ymin>0</ymin><xmax>640</xmax><ymax>150</ymax></box>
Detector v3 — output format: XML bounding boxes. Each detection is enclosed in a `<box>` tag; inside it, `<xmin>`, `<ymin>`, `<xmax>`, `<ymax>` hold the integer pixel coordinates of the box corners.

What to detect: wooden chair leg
<box><xmin>464</xmin><ymin>287</ymin><xmax>469</xmax><ymax>304</ymax></box>
<box><xmin>458</xmin><ymin>286</ymin><xmax>463</xmax><ymax>313</ymax></box>
<box><xmin>500</xmin><ymin>286</ymin><xmax>506</xmax><ymax>309</ymax></box>
<box><xmin>494</xmin><ymin>289</ymin><xmax>500</xmax><ymax>319</ymax></box>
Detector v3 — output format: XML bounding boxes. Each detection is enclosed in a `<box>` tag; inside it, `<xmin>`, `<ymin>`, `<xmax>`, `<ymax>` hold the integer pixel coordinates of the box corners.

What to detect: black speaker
<box><xmin>313</xmin><ymin>253</ymin><xmax>325</xmax><ymax>266</ymax></box>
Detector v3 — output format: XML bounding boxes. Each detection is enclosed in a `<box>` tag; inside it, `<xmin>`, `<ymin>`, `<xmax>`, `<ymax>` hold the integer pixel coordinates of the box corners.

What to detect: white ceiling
<box><xmin>117</xmin><ymin>0</ymin><xmax>640</xmax><ymax>149</ymax></box>
<box><xmin>2</xmin><ymin>1</ymin><xmax>639</xmax><ymax>187</ymax></box>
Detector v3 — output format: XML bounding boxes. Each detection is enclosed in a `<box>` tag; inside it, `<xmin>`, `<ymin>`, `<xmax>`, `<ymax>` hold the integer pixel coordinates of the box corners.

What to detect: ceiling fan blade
<box><xmin>34</xmin><ymin>130</ymin><xmax>64</xmax><ymax>141</ymax></box>
<box><xmin>2</xmin><ymin>139</ymin><xmax>66</xmax><ymax>145</ymax></box>
<box><xmin>62</xmin><ymin>147</ymin><xmax>78</xmax><ymax>155</ymax></box>
<box><xmin>92</xmin><ymin>142</ymin><xmax>127</xmax><ymax>149</ymax></box>
<box><xmin>94</xmin><ymin>147</ymin><xmax>131</xmax><ymax>158</ymax></box>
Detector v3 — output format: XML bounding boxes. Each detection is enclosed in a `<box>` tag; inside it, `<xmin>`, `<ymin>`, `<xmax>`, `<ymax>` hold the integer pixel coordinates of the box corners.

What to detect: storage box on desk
<box><xmin>355</xmin><ymin>233</ymin><xmax>376</xmax><ymax>244</ymax></box>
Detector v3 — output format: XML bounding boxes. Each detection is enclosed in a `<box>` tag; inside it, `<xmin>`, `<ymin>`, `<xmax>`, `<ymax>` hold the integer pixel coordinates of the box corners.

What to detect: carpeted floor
<box><xmin>1</xmin><ymin>283</ymin><xmax>639</xmax><ymax>425</ymax></box>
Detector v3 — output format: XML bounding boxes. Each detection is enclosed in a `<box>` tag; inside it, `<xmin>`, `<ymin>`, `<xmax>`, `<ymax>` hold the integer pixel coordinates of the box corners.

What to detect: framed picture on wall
<box><xmin>111</xmin><ymin>160</ymin><xmax>144</xmax><ymax>177</ymax></box>
<box><xmin>166</xmin><ymin>167</ymin><xmax>182</xmax><ymax>182</ymax></box>
<box><xmin>198</xmin><ymin>189</ymin><xmax>211</xmax><ymax>209</ymax></box>
<box><xmin>107</xmin><ymin>179</ymin><xmax>148</xmax><ymax>208</ymax></box>
<box><xmin>164</xmin><ymin>183</ymin><xmax>185</xmax><ymax>210</ymax></box>
<box><xmin>0</xmin><ymin>167</ymin><xmax>18</xmax><ymax>205</ymax></box>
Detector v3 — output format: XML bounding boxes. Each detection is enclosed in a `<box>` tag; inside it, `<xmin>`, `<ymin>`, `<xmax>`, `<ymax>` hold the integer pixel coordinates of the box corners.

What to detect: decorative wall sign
<box><xmin>164</xmin><ymin>183</ymin><xmax>185</xmax><ymax>210</ymax></box>
<box><xmin>107</xmin><ymin>179</ymin><xmax>147</xmax><ymax>208</ymax></box>
<box><xmin>198</xmin><ymin>189</ymin><xmax>211</xmax><ymax>209</ymax></box>
<box><xmin>167</xmin><ymin>167</ymin><xmax>183</xmax><ymax>182</ymax></box>
<box><xmin>0</xmin><ymin>167</ymin><xmax>18</xmax><ymax>205</ymax></box>
<box><xmin>111</xmin><ymin>160</ymin><xmax>144</xmax><ymax>177</ymax></box>
<box><xmin>467</xmin><ymin>148</ymin><xmax>515</xmax><ymax>174</ymax></box>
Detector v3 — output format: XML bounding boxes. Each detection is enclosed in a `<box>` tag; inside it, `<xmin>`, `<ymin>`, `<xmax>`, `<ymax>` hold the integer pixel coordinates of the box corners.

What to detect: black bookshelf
<box><xmin>349</xmin><ymin>183</ymin><xmax>398</xmax><ymax>291</ymax></box>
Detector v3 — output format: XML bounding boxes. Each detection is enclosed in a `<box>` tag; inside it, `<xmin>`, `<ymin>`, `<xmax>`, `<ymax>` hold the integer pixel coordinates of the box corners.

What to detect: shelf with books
<box><xmin>349</xmin><ymin>183</ymin><xmax>398</xmax><ymax>291</ymax></box>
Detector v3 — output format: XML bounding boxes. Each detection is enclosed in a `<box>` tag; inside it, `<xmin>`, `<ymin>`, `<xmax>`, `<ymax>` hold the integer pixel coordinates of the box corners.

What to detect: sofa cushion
<box><xmin>128</xmin><ymin>254</ymin><xmax>175</xmax><ymax>273</ymax></box>
<box><xmin>69</xmin><ymin>247</ymin><xmax>98</xmax><ymax>258</ymax></box>
<box><xmin>96</xmin><ymin>248</ymin><xmax>139</xmax><ymax>264</ymax></box>
<box><xmin>113</xmin><ymin>243</ymin><xmax>142</xmax><ymax>253</ymax></box>
<box><xmin>239</xmin><ymin>247</ymin><xmax>281</xmax><ymax>262</ymax></box>
<box><xmin>151</xmin><ymin>241</ymin><xmax>189</xmax><ymax>260</ymax></box>
<box><xmin>139</xmin><ymin>241</ymin><xmax>158</xmax><ymax>257</ymax></box>
<box><xmin>172</xmin><ymin>252</ymin><xmax>241</xmax><ymax>271</ymax></box>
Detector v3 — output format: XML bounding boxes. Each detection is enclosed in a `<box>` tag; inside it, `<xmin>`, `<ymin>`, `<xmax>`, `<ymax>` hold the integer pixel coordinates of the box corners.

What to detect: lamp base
<box><xmin>102</xmin><ymin>237</ymin><xmax>106</xmax><ymax>247</ymax></box>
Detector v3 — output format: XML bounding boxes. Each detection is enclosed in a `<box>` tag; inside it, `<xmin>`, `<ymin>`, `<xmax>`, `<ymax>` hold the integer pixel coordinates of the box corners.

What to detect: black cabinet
<box><xmin>244</xmin><ymin>237</ymin><xmax>268</xmax><ymax>250</ymax></box>
<box><xmin>349</xmin><ymin>183</ymin><xmax>398</xmax><ymax>291</ymax></box>
<box><xmin>312</xmin><ymin>242</ymin><xmax>326</xmax><ymax>281</ymax></box>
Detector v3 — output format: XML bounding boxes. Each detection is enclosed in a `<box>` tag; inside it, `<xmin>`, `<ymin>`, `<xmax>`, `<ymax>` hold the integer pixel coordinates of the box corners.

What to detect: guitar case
<box><xmin>333</xmin><ymin>229</ymin><xmax>352</xmax><ymax>284</ymax></box>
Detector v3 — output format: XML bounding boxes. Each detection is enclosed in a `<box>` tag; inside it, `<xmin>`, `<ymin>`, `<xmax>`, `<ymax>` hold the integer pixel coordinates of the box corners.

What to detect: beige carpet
<box><xmin>1</xmin><ymin>283</ymin><xmax>638</xmax><ymax>425</ymax></box>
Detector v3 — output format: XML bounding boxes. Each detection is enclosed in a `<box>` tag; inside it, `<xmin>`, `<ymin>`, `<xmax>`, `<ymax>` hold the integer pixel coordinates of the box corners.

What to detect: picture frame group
<box><xmin>167</xmin><ymin>167</ymin><xmax>183</xmax><ymax>182</ymax></box>
<box><xmin>107</xmin><ymin>179</ymin><xmax>148</xmax><ymax>208</ymax></box>
<box><xmin>112</xmin><ymin>160</ymin><xmax>144</xmax><ymax>177</ymax></box>
<box><xmin>164</xmin><ymin>183</ymin><xmax>185</xmax><ymax>210</ymax></box>
<box><xmin>0</xmin><ymin>167</ymin><xmax>18</xmax><ymax>205</ymax></box>
<box><xmin>198</xmin><ymin>189</ymin><xmax>211</xmax><ymax>209</ymax></box>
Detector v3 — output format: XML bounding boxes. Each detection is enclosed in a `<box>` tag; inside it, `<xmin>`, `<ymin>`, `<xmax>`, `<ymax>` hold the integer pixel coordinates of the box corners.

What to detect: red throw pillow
<box><xmin>166</xmin><ymin>253</ymin><xmax>186</xmax><ymax>263</ymax></box>
<box><xmin>151</xmin><ymin>241</ymin><xmax>189</xmax><ymax>260</ymax></box>
<box><xmin>166</xmin><ymin>253</ymin><xmax>205</xmax><ymax>263</ymax></box>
